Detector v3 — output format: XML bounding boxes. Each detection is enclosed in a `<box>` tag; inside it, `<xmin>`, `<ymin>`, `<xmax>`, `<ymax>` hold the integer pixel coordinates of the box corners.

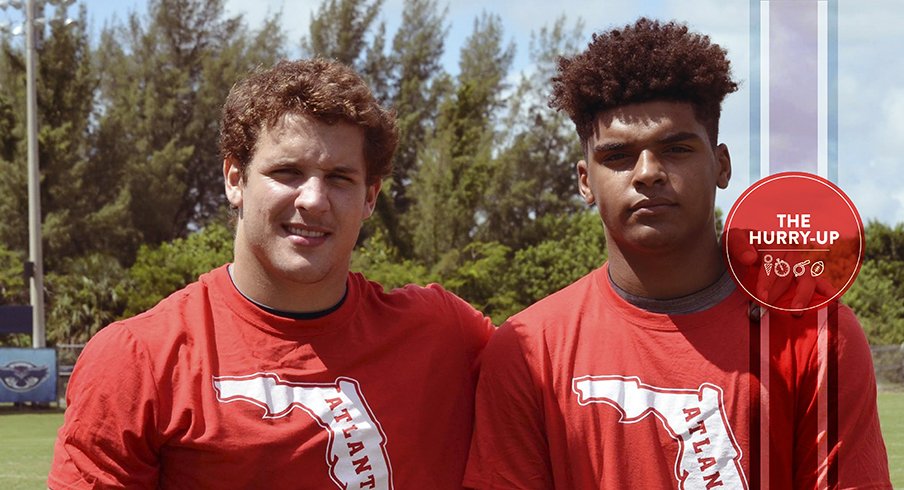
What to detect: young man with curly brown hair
<box><xmin>464</xmin><ymin>18</ymin><xmax>890</xmax><ymax>489</ymax></box>
<box><xmin>49</xmin><ymin>59</ymin><xmax>494</xmax><ymax>489</ymax></box>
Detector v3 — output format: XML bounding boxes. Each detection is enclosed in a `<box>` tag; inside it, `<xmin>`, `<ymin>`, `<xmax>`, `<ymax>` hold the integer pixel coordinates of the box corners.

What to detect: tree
<box><xmin>1</xmin><ymin>1</ymin><xmax>291</xmax><ymax>347</ymax></box>
<box><xmin>123</xmin><ymin>222</ymin><xmax>233</xmax><ymax>316</ymax></box>
<box><xmin>844</xmin><ymin>260</ymin><xmax>904</xmax><ymax>345</ymax></box>
<box><xmin>408</xmin><ymin>12</ymin><xmax>513</xmax><ymax>263</ymax></box>
<box><xmin>91</xmin><ymin>0</ymin><xmax>285</xmax><ymax>262</ymax></box>
<box><xmin>0</xmin><ymin>5</ymin><xmax>96</xmax><ymax>268</ymax></box>
<box><xmin>373</xmin><ymin>0</ymin><xmax>449</xmax><ymax>257</ymax></box>
<box><xmin>845</xmin><ymin>220</ymin><xmax>904</xmax><ymax>345</ymax></box>
<box><xmin>45</xmin><ymin>253</ymin><xmax>128</xmax><ymax>346</ymax></box>
<box><xmin>479</xmin><ymin>16</ymin><xmax>586</xmax><ymax>248</ymax></box>
<box><xmin>301</xmin><ymin>0</ymin><xmax>383</xmax><ymax>68</ymax></box>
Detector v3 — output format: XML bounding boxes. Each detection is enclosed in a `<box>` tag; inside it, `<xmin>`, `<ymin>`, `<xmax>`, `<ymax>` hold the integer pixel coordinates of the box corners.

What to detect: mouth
<box><xmin>630</xmin><ymin>197</ymin><xmax>676</xmax><ymax>211</ymax></box>
<box><xmin>284</xmin><ymin>224</ymin><xmax>329</xmax><ymax>239</ymax></box>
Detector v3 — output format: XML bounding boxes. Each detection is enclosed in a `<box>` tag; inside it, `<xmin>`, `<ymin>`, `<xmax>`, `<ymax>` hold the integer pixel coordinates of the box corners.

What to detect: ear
<box><xmin>577</xmin><ymin>160</ymin><xmax>595</xmax><ymax>205</ymax></box>
<box><xmin>363</xmin><ymin>179</ymin><xmax>382</xmax><ymax>219</ymax></box>
<box><xmin>715</xmin><ymin>143</ymin><xmax>732</xmax><ymax>189</ymax></box>
<box><xmin>224</xmin><ymin>157</ymin><xmax>244</xmax><ymax>208</ymax></box>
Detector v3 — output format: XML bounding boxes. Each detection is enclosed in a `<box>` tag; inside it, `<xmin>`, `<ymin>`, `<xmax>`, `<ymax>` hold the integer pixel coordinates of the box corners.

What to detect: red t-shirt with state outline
<box><xmin>464</xmin><ymin>263</ymin><xmax>890</xmax><ymax>489</ymax></box>
<box><xmin>50</xmin><ymin>264</ymin><xmax>494</xmax><ymax>489</ymax></box>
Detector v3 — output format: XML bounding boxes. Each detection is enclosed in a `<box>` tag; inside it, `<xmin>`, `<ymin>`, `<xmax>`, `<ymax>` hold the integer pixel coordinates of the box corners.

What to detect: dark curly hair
<box><xmin>220</xmin><ymin>58</ymin><xmax>398</xmax><ymax>185</ymax></box>
<box><xmin>550</xmin><ymin>18</ymin><xmax>738</xmax><ymax>148</ymax></box>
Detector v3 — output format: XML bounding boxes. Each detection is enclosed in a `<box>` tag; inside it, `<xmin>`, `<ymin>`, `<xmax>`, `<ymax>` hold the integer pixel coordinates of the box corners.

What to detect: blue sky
<box><xmin>4</xmin><ymin>0</ymin><xmax>903</xmax><ymax>225</ymax></box>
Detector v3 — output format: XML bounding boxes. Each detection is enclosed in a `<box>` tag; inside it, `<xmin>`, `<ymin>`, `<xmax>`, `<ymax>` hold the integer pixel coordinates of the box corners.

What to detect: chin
<box><xmin>624</xmin><ymin>229</ymin><xmax>682</xmax><ymax>252</ymax></box>
<box><xmin>268</xmin><ymin>258</ymin><xmax>327</xmax><ymax>283</ymax></box>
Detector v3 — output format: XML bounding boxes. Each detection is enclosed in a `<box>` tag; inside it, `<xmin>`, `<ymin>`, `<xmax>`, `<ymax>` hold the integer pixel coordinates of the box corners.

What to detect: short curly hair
<box><xmin>220</xmin><ymin>58</ymin><xmax>398</xmax><ymax>185</ymax></box>
<box><xmin>550</xmin><ymin>18</ymin><xmax>738</xmax><ymax>148</ymax></box>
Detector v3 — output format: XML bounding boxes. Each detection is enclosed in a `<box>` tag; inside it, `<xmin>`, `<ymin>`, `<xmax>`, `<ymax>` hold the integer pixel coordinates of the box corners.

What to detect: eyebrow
<box><xmin>330</xmin><ymin>165</ymin><xmax>363</xmax><ymax>175</ymax></box>
<box><xmin>593</xmin><ymin>131</ymin><xmax>702</xmax><ymax>153</ymax></box>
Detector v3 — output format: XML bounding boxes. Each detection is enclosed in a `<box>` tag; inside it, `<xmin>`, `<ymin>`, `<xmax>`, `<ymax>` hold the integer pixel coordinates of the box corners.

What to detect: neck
<box><xmin>230</xmin><ymin>251</ymin><xmax>348</xmax><ymax>313</ymax></box>
<box><xmin>606</xmin><ymin>234</ymin><xmax>725</xmax><ymax>299</ymax></box>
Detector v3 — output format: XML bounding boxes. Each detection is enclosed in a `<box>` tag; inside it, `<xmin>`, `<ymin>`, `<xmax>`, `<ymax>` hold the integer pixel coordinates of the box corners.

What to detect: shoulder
<box><xmin>350</xmin><ymin>272</ymin><xmax>494</xmax><ymax>349</ymax></box>
<box><xmin>83</xmin><ymin>266</ymin><xmax>226</xmax><ymax>366</ymax></box>
<box><xmin>121</xmin><ymin>266</ymin><xmax>225</xmax><ymax>332</ymax></box>
<box><xmin>508</xmin><ymin>267</ymin><xmax>603</xmax><ymax>331</ymax></box>
<box><xmin>351</xmin><ymin>272</ymin><xmax>479</xmax><ymax>317</ymax></box>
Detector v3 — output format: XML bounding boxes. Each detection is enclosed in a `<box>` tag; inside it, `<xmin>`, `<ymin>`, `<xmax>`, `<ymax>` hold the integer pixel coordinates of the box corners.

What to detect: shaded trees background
<box><xmin>0</xmin><ymin>0</ymin><xmax>901</xmax><ymax>345</ymax></box>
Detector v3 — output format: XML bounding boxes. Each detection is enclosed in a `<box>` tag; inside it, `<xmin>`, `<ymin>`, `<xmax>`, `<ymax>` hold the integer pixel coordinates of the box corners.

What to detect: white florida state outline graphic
<box><xmin>213</xmin><ymin>373</ymin><xmax>393</xmax><ymax>490</ymax></box>
<box><xmin>572</xmin><ymin>375</ymin><xmax>748</xmax><ymax>489</ymax></box>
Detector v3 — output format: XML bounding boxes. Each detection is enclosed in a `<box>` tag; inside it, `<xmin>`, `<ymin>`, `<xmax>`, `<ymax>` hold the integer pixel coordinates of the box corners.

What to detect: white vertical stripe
<box><xmin>760</xmin><ymin>309</ymin><xmax>770</xmax><ymax>487</ymax></box>
<box><xmin>759</xmin><ymin>4</ymin><xmax>771</xmax><ymax>486</ymax></box>
<box><xmin>817</xmin><ymin>306</ymin><xmax>829</xmax><ymax>489</ymax></box>
<box><xmin>817</xmin><ymin>3</ymin><xmax>830</xmax><ymax>484</ymax></box>
<box><xmin>817</xmin><ymin>1</ymin><xmax>829</xmax><ymax>178</ymax></box>
<box><xmin>760</xmin><ymin>2</ymin><xmax>771</xmax><ymax>179</ymax></box>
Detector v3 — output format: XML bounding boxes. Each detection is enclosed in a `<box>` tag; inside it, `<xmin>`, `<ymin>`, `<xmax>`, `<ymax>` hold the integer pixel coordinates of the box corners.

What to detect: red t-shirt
<box><xmin>465</xmin><ymin>264</ymin><xmax>890</xmax><ymax>489</ymax></box>
<box><xmin>49</xmin><ymin>265</ymin><xmax>494</xmax><ymax>489</ymax></box>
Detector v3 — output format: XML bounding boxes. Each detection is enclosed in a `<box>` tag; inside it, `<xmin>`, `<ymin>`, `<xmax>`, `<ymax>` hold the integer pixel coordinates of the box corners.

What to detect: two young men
<box><xmin>464</xmin><ymin>18</ymin><xmax>890</xmax><ymax>489</ymax></box>
<box><xmin>50</xmin><ymin>17</ymin><xmax>889</xmax><ymax>490</ymax></box>
<box><xmin>49</xmin><ymin>59</ymin><xmax>493</xmax><ymax>489</ymax></box>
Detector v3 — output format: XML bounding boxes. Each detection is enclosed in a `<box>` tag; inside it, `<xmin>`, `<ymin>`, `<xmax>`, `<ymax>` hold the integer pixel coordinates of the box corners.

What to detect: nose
<box><xmin>633</xmin><ymin>150</ymin><xmax>667</xmax><ymax>188</ymax></box>
<box><xmin>295</xmin><ymin>177</ymin><xmax>330</xmax><ymax>213</ymax></box>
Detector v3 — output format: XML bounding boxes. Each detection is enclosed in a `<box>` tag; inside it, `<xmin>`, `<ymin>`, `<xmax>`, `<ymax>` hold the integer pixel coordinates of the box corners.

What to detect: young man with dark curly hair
<box><xmin>49</xmin><ymin>59</ymin><xmax>494</xmax><ymax>489</ymax></box>
<box><xmin>464</xmin><ymin>18</ymin><xmax>890</xmax><ymax>489</ymax></box>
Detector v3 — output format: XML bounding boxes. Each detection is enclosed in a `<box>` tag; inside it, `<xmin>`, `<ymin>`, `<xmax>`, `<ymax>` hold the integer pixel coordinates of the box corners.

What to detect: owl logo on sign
<box><xmin>0</xmin><ymin>361</ymin><xmax>49</xmax><ymax>393</ymax></box>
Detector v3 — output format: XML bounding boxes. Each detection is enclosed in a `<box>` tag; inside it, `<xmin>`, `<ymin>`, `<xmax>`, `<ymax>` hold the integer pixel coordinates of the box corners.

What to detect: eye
<box><xmin>600</xmin><ymin>152</ymin><xmax>631</xmax><ymax>163</ymax></box>
<box><xmin>664</xmin><ymin>145</ymin><xmax>693</xmax><ymax>154</ymax></box>
<box><xmin>328</xmin><ymin>173</ymin><xmax>356</xmax><ymax>184</ymax></box>
<box><xmin>271</xmin><ymin>166</ymin><xmax>300</xmax><ymax>176</ymax></box>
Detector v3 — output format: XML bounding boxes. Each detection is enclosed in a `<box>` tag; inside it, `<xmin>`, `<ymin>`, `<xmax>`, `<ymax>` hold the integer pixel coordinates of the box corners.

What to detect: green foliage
<box><xmin>45</xmin><ymin>254</ymin><xmax>128</xmax><ymax>346</ymax></box>
<box><xmin>355</xmin><ymin>210</ymin><xmax>606</xmax><ymax>324</ymax></box>
<box><xmin>123</xmin><ymin>223</ymin><xmax>233</xmax><ymax>316</ymax></box>
<box><xmin>441</xmin><ymin>241</ymin><xmax>514</xmax><ymax>317</ymax></box>
<box><xmin>90</xmin><ymin>0</ymin><xmax>285</xmax><ymax>261</ymax></box>
<box><xmin>409</xmin><ymin>13</ymin><xmax>512</xmax><ymax>263</ymax></box>
<box><xmin>845</xmin><ymin>260</ymin><xmax>904</xmax><ymax>345</ymax></box>
<box><xmin>0</xmin><ymin>240</ymin><xmax>26</xmax><ymax>305</ymax></box>
<box><xmin>843</xmin><ymin>221</ymin><xmax>904</xmax><ymax>345</ymax></box>
<box><xmin>0</xmin><ymin>0</ymin><xmax>899</xmax><ymax>348</ymax></box>
<box><xmin>375</xmin><ymin>0</ymin><xmax>450</xmax><ymax>257</ymax></box>
<box><xmin>865</xmin><ymin>220</ymin><xmax>904</xmax><ymax>259</ymax></box>
<box><xmin>351</xmin><ymin>227</ymin><xmax>437</xmax><ymax>290</ymax></box>
<box><xmin>479</xmin><ymin>16</ymin><xmax>586</xmax><ymax>248</ymax></box>
<box><xmin>500</xmin><ymin>211</ymin><xmax>606</xmax><ymax>320</ymax></box>
<box><xmin>302</xmin><ymin>0</ymin><xmax>383</xmax><ymax>68</ymax></box>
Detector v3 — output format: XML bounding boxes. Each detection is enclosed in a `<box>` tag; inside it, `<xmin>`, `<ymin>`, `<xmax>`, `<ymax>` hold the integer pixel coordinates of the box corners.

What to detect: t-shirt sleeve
<box><xmin>430</xmin><ymin>284</ymin><xmax>495</xmax><ymax>363</ymax></box>
<box><xmin>48</xmin><ymin>324</ymin><xmax>161</xmax><ymax>489</ymax></box>
<box><xmin>793</xmin><ymin>305</ymin><xmax>892</xmax><ymax>489</ymax></box>
<box><xmin>464</xmin><ymin>321</ymin><xmax>554</xmax><ymax>490</ymax></box>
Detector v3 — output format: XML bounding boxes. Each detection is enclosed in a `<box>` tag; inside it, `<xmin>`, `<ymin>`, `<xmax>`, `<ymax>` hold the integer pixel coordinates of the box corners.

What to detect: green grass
<box><xmin>879</xmin><ymin>391</ymin><xmax>904</xmax><ymax>488</ymax></box>
<box><xmin>1</xmin><ymin>395</ymin><xmax>903</xmax><ymax>488</ymax></box>
<box><xmin>0</xmin><ymin>405</ymin><xmax>65</xmax><ymax>490</ymax></box>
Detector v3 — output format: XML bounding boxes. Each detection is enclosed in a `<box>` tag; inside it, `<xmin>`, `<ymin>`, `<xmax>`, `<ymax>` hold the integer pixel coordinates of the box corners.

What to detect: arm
<box><xmin>793</xmin><ymin>305</ymin><xmax>892</xmax><ymax>489</ymax></box>
<box><xmin>464</xmin><ymin>322</ymin><xmax>554</xmax><ymax>490</ymax></box>
<box><xmin>48</xmin><ymin>325</ymin><xmax>161</xmax><ymax>489</ymax></box>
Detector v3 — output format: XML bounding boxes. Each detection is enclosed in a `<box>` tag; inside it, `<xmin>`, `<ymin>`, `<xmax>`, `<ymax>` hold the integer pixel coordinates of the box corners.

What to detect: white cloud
<box><xmin>837</xmin><ymin>0</ymin><xmax>904</xmax><ymax>224</ymax></box>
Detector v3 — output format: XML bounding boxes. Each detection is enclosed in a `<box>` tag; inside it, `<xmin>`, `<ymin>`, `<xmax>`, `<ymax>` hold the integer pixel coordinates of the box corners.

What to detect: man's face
<box><xmin>225</xmin><ymin>113</ymin><xmax>378</xmax><ymax>293</ymax></box>
<box><xmin>577</xmin><ymin>100</ymin><xmax>731</xmax><ymax>254</ymax></box>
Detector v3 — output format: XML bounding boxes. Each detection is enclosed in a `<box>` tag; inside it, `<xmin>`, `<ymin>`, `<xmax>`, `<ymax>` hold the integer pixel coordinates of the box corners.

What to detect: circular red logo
<box><xmin>722</xmin><ymin>172</ymin><xmax>864</xmax><ymax>312</ymax></box>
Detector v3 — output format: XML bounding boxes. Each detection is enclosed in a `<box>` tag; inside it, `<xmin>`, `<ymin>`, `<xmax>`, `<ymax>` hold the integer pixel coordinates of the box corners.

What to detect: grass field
<box><xmin>879</xmin><ymin>391</ymin><xmax>904</xmax><ymax>488</ymax></box>
<box><xmin>0</xmin><ymin>406</ymin><xmax>64</xmax><ymax>490</ymax></box>
<box><xmin>2</xmin><ymin>394</ymin><xmax>903</xmax><ymax>488</ymax></box>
